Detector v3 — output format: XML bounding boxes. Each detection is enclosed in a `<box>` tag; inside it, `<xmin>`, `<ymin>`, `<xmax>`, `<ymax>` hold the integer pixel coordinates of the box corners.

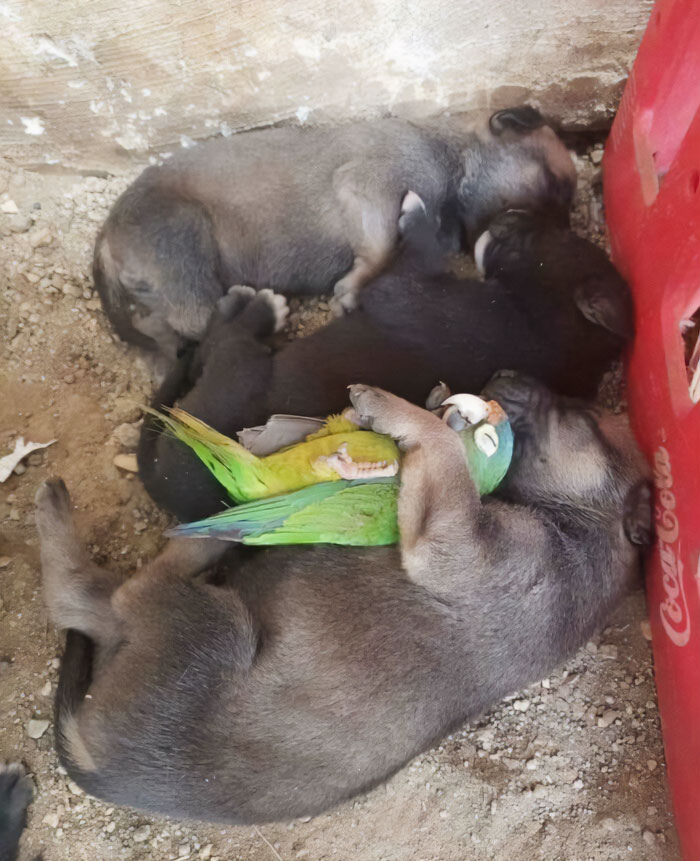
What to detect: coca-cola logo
<box><xmin>654</xmin><ymin>446</ymin><xmax>690</xmax><ymax>646</ymax></box>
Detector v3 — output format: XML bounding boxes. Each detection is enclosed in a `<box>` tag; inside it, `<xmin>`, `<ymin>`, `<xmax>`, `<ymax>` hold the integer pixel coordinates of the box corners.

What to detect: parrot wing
<box><xmin>167</xmin><ymin>479</ymin><xmax>400</xmax><ymax>546</ymax></box>
<box><xmin>237</xmin><ymin>415</ymin><xmax>326</xmax><ymax>455</ymax></box>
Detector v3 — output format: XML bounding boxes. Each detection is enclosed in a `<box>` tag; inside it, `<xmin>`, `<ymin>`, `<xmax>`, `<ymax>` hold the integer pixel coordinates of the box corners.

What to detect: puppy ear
<box><xmin>574</xmin><ymin>279</ymin><xmax>635</xmax><ymax>340</ymax></box>
<box><xmin>623</xmin><ymin>480</ymin><xmax>654</xmax><ymax>546</ymax></box>
<box><xmin>489</xmin><ymin>106</ymin><xmax>545</xmax><ymax>136</ymax></box>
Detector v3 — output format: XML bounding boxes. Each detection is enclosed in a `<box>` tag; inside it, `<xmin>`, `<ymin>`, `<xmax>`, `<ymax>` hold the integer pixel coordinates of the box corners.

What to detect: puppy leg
<box><xmin>236</xmin><ymin>288</ymin><xmax>289</xmax><ymax>336</ymax></box>
<box><xmin>331</xmin><ymin>163</ymin><xmax>404</xmax><ymax>314</ymax></box>
<box><xmin>37</xmin><ymin>479</ymin><xmax>229</xmax><ymax>636</ymax></box>
<box><xmin>348</xmin><ymin>386</ymin><xmax>482</xmax><ymax>596</ymax></box>
<box><xmin>178</xmin><ymin>291</ymin><xmax>278</xmax><ymax>432</ymax></box>
<box><xmin>0</xmin><ymin>763</ymin><xmax>33</xmax><ymax>861</ymax></box>
<box><xmin>36</xmin><ymin>479</ymin><xmax>125</xmax><ymax>647</ymax></box>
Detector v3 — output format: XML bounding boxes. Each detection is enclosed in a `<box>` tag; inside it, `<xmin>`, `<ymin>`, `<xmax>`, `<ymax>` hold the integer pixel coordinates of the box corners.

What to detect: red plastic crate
<box><xmin>604</xmin><ymin>0</ymin><xmax>700</xmax><ymax>856</ymax></box>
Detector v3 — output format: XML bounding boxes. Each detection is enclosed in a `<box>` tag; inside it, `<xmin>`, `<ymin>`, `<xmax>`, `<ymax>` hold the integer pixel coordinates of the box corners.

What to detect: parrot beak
<box><xmin>474</xmin><ymin>423</ymin><xmax>499</xmax><ymax>457</ymax></box>
<box><xmin>442</xmin><ymin>404</ymin><xmax>468</xmax><ymax>431</ymax></box>
<box><xmin>440</xmin><ymin>394</ymin><xmax>490</xmax><ymax>426</ymax></box>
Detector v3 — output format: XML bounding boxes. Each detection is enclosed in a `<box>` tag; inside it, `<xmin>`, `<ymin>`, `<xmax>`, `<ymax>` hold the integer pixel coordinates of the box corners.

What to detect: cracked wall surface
<box><xmin>1</xmin><ymin>0</ymin><xmax>653</xmax><ymax>172</ymax></box>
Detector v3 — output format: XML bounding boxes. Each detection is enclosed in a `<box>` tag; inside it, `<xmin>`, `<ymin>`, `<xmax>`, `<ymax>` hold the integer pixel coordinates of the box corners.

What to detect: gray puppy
<box><xmin>35</xmin><ymin>373</ymin><xmax>650</xmax><ymax>824</ymax></box>
<box><xmin>94</xmin><ymin>107</ymin><xmax>576</xmax><ymax>359</ymax></box>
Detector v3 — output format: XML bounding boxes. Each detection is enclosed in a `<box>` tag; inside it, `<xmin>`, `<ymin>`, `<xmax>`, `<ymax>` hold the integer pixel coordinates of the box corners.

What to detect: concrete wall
<box><xmin>1</xmin><ymin>0</ymin><xmax>653</xmax><ymax>173</ymax></box>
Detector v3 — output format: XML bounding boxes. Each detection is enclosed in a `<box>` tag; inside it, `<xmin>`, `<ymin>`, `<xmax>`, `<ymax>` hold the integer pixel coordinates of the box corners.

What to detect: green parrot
<box><xmin>149</xmin><ymin>407</ymin><xmax>401</xmax><ymax>503</ymax></box>
<box><xmin>162</xmin><ymin>392</ymin><xmax>514</xmax><ymax>547</ymax></box>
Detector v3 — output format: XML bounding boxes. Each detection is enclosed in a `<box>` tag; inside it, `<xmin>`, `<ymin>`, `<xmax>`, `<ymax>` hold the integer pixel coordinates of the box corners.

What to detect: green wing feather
<box><xmin>167</xmin><ymin>479</ymin><xmax>400</xmax><ymax>546</ymax></box>
<box><xmin>145</xmin><ymin>406</ymin><xmax>269</xmax><ymax>502</ymax></box>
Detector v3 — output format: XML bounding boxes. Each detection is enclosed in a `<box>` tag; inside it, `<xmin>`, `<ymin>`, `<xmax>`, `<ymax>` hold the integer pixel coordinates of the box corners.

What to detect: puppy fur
<box><xmin>137</xmin><ymin>210</ymin><xmax>633</xmax><ymax>522</ymax></box>
<box><xmin>0</xmin><ymin>764</ymin><xmax>34</xmax><ymax>861</ymax></box>
<box><xmin>37</xmin><ymin>375</ymin><xmax>650</xmax><ymax>824</ymax></box>
<box><xmin>93</xmin><ymin>107</ymin><xmax>576</xmax><ymax>359</ymax></box>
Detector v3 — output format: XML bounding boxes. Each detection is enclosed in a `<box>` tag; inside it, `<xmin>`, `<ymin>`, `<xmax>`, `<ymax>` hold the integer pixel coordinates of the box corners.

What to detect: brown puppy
<box><xmin>36</xmin><ymin>373</ymin><xmax>650</xmax><ymax>824</ymax></box>
<box><xmin>94</xmin><ymin>107</ymin><xmax>575</xmax><ymax>361</ymax></box>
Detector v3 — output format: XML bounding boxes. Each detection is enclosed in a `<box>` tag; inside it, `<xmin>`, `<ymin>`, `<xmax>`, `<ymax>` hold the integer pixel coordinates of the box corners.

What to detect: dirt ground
<box><xmin>0</xmin><ymin>146</ymin><xmax>681</xmax><ymax>861</ymax></box>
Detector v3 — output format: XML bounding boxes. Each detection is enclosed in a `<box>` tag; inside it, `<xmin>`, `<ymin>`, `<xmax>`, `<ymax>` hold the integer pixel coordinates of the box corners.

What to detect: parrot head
<box><xmin>434</xmin><ymin>390</ymin><xmax>514</xmax><ymax>496</ymax></box>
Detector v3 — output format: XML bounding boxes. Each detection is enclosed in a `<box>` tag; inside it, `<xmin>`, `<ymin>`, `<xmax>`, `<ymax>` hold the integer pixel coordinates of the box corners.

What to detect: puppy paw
<box><xmin>0</xmin><ymin>762</ymin><xmax>33</xmax><ymax>822</ymax></box>
<box><xmin>347</xmin><ymin>385</ymin><xmax>389</xmax><ymax>429</ymax></box>
<box><xmin>256</xmin><ymin>289</ymin><xmax>289</xmax><ymax>333</ymax></box>
<box><xmin>348</xmin><ymin>385</ymin><xmax>430</xmax><ymax>444</ymax></box>
<box><xmin>216</xmin><ymin>285</ymin><xmax>257</xmax><ymax>321</ymax></box>
<box><xmin>227</xmin><ymin>284</ymin><xmax>257</xmax><ymax>300</ymax></box>
<box><xmin>330</xmin><ymin>279</ymin><xmax>359</xmax><ymax>316</ymax></box>
<box><xmin>35</xmin><ymin>477</ymin><xmax>72</xmax><ymax>519</ymax></box>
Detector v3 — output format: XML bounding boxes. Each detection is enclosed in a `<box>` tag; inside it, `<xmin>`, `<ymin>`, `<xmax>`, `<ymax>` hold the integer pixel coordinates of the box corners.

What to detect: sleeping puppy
<box><xmin>36</xmin><ymin>374</ymin><xmax>651</xmax><ymax>824</ymax></box>
<box><xmin>93</xmin><ymin>106</ymin><xmax>575</xmax><ymax>360</ymax></box>
<box><xmin>137</xmin><ymin>209</ymin><xmax>633</xmax><ymax>522</ymax></box>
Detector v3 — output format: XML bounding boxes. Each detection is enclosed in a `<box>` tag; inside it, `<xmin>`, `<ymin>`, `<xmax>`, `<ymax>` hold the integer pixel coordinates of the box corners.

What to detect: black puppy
<box><xmin>138</xmin><ymin>210</ymin><xmax>633</xmax><ymax>522</ymax></box>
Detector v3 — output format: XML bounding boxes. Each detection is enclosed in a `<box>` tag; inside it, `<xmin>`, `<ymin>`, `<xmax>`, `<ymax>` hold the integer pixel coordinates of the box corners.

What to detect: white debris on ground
<box><xmin>0</xmin><ymin>143</ymin><xmax>679</xmax><ymax>860</ymax></box>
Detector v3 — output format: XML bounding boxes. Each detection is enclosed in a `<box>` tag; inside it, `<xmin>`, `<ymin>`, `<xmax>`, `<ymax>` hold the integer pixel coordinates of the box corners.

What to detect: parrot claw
<box><xmin>318</xmin><ymin>446</ymin><xmax>400</xmax><ymax>480</ymax></box>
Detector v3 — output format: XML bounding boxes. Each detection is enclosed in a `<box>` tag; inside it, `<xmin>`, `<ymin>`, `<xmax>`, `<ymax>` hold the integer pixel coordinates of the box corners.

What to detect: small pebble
<box><xmin>599</xmin><ymin>644</ymin><xmax>619</xmax><ymax>660</ymax></box>
<box><xmin>647</xmin><ymin>759</ymin><xmax>658</xmax><ymax>772</ymax></box>
<box><xmin>590</xmin><ymin>149</ymin><xmax>604</xmax><ymax>165</ymax></box>
<box><xmin>42</xmin><ymin>812</ymin><xmax>60</xmax><ymax>828</ymax></box>
<box><xmin>9</xmin><ymin>214</ymin><xmax>32</xmax><ymax>233</ymax></box>
<box><xmin>597</xmin><ymin>710</ymin><xmax>620</xmax><ymax>728</ymax></box>
<box><xmin>67</xmin><ymin>779</ymin><xmax>83</xmax><ymax>796</ymax></box>
<box><xmin>640</xmin><ymin>620</ymin><xmax>652</xmax><ymax>641</ymax></box>
<box><xmin>513</xmin><ymin>699</ymin><xmax>530</xmax><ymax>712</ymax></box>
<box><xmin>28</xmin><ymin>227</ymin><xmax>52</xmax><ymax>248</ymax></box>
<box><xmin>40</xmin><ymin>681</ymin><xmax>52</xmax><ymax>697</ymax></box>
<box><xmin>1</xmin><ymin>199</ymin><xmax>19</xmax><ymax>213</ymax></box>
<box><xmin>133</xmin><ymin>824</ymin><xmax>151</xmax><ymax>842</ymax></box>
<box><xmin>113</xmin><ymin>453</ymin><xmax>138</xmax><ymax>472</ymax></box>
<box><xmin>642</xmin><ymin>830</ymin><xmax>657</xmax><ymax>846</ymax></box>
<box><xmin>112</xmin><ymin>422</ymin><xmax>141</xmax><ymax>449</ymax></box>
<box><xmin>572</xmin><ymin>779</ymin><xmax>584</xmax><ymax>790</ymax></box>
<box><xmin>199</xmin><ymin>846</ymin><xmax>213</xmax><ymax>860</ymax></box>
<box><xmin>27</xmin><ymin>718</ymin><xmax>50</xmax><ymax>739</ymax></box>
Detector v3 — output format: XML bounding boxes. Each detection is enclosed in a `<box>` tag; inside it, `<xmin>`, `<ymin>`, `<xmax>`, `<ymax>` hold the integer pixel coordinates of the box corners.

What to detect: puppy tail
<box><xmin>93</xmin><ymin>231</ymin><xmax>159</xmax><ymax>352</ymax></box>
<box><xmin>54</xmin><ymin>630</ymin><xmax>101</xmax><ymax>781</ymax></box>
